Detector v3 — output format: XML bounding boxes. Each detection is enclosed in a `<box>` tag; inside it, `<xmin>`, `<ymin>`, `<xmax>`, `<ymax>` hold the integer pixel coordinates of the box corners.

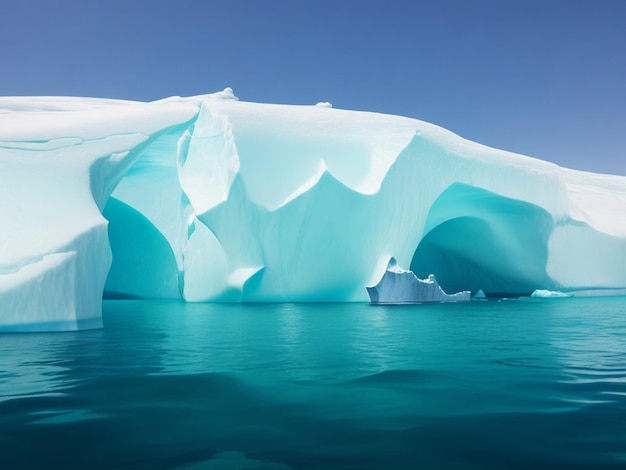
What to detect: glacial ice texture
<box><xmin>1</xmin><ymin>89</ymin><xmax>626</xmax><ymax>331</ymax></box>
<box><xmin>367</xmin><ymin>258</ymin><xmax>470</xmax><ymax>303</ymax></box>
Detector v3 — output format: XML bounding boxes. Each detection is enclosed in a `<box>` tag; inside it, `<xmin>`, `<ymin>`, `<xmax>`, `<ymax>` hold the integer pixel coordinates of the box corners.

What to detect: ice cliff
<box><xmin>1</xmin><ymin>89</ymin><xmax>626</xmax><ymax>331</ymax></box>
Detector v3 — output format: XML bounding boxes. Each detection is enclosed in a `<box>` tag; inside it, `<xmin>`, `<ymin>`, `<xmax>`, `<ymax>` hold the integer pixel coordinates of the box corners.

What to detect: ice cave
<box><xmin>1</xmin><ymin>88</ymin><xmax>626</xmax><ymax>331</ymax></box>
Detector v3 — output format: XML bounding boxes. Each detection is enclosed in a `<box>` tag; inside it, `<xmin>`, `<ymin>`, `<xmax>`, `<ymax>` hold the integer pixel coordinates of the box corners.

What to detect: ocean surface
<box><xmin>1</xmin><ymin>298</ymin><xmax>626</xmax><ymax>469</ymax></box>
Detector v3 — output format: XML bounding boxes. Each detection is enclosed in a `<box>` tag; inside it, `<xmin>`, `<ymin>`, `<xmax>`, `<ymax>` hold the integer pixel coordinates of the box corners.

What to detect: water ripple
<box><xmin>1</xmin><ymin>298</ymin><xmax>626</xmax><ymax>469</ymax></box>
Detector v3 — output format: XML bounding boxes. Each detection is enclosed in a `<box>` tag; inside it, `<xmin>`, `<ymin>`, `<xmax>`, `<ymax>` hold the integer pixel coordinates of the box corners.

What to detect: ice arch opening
<box><xmin>410</xmin><ymin>183</ymin><xmax>555</xmax><ymax>297</ymax></box>
<box><xmin>103</xmin><ymin>197</ymin><xmax>181</xmax><ymax>300</ymax></box>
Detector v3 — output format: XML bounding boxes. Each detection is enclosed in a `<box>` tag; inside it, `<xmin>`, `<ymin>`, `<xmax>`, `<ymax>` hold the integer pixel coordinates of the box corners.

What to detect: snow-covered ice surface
<box><xmin>1</xmin><ymin>89</ymin><xmax>626</xmax><ymax>331</ymax></box>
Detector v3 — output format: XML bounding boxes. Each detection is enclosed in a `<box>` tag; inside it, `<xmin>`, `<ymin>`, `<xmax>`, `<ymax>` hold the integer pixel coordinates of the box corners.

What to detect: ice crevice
<box><xmin>2</xmin><ymin>91</ymin><xmax>626</xmax><ymax>331</ymax></box>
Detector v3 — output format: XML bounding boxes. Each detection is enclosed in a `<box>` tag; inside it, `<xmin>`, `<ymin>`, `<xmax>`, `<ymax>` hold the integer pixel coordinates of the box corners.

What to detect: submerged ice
<box><xmin>1</xmin><ymin>89</ymin><xmax>626</xmax><ymax>331</ymax></box>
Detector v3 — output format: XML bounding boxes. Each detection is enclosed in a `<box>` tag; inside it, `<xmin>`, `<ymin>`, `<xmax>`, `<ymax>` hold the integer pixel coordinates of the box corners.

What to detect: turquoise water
<box><xmin>1</xmin><ymin>298</ymin><xmax>626</xmax><ymax>469</ymax></box>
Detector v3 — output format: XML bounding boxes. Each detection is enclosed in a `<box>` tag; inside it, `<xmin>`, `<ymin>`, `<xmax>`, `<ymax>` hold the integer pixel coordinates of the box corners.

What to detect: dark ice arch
<box><xmin>410</xmin><ymin>183</ymin><xmax>555</xmax><ymax>297</ymax></box>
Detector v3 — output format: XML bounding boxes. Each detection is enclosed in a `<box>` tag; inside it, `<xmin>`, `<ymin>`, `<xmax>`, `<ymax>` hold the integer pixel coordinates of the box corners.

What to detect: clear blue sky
<box><xmin>2</xmin><ymin>0</ymin><xmax>625</xmax><ymax>175</ymax></box>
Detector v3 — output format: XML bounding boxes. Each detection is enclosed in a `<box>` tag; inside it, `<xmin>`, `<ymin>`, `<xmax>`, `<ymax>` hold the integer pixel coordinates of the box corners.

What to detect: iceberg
<box><xmin>1</xmin><ymin>89</ymin><xmax>626</xmax><ymax>331</ymax></box>
<box><xmin>367</xmin><ymin>258</ymin><xmax>470</xmax><ymax>303</ymax></box>
<box><xmin>531</xmin><ymin>289</ymin><xmax>573</xmax><ymax>298</ymax></box>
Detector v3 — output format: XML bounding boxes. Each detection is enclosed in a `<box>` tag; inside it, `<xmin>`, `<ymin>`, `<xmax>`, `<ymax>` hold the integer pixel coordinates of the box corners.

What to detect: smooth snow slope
<box><xmin>1</xmin><ymin>89</ymin><xmax>625</xmax><ymax>331</ymax></box>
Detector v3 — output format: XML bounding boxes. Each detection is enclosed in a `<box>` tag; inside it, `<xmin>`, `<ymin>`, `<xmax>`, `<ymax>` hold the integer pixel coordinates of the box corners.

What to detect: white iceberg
<box><xmin>367</xmin><ymin>258</ymin><xmax>470</xmax><ymax>303</ymax></box>
<box><xmin>530</xmin><ymin>289</ymin><xmax>573</xmax><ymax>298</ymax></box>
<box><xmin>1</xmin><ymin>89</ymin><xmax>626</xmax><ymax>331</ymax></box>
